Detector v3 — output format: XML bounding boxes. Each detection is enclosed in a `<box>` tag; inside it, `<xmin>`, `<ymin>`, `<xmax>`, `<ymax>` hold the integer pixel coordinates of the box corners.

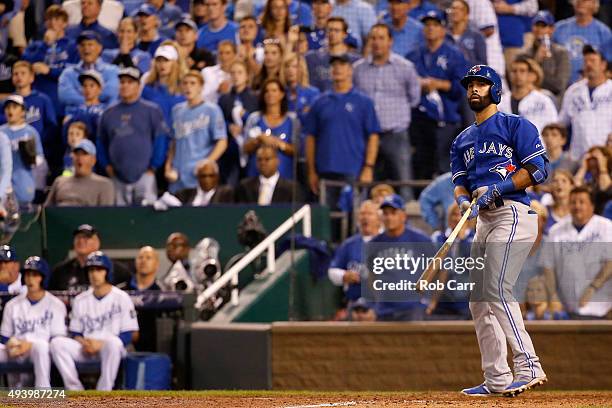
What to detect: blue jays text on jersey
<box><xmin>451</xmin><ymin>111</ymin><xmax>548</xmax><ymax>206</ymax></box>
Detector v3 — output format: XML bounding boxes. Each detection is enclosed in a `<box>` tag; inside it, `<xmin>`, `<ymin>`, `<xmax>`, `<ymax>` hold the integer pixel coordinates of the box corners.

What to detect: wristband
<box><xmin>495</xmin><ymin>177</ymin><xmax>516</xmax><ymax>196</ymax></box>
<box><xmin>456</xmin><ymin>194</ymin><xmax>470</xmax><ymax>206</ymax></box>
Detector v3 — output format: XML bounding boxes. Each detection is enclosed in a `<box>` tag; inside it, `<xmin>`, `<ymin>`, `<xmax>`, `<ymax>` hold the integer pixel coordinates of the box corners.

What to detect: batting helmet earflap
<box><xmin>85</xmin><ymin>251</ymin><xmax>114</xmax><ymax>283</ymax></box>
<box><xmin>22</xmin><ymin>256</ymin><xmax>50</xmax><ymax>289</ymax></box>
<box><xmin>461</xmin><ymin>64</ymin><xmax>503</xmax><ymax>105</ymax></box>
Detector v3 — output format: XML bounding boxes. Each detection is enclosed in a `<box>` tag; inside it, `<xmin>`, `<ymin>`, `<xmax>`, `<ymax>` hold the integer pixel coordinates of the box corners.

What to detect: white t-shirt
<box><xmin>201</xmin><ymin>65</ymin><xmax>232</xmax><ymax>104</ymax></box>
<box><xmin>0</xmin><ymin>292</ymin><xmax>67</xmax><ymax>341</ymax></box>
<box><xmin>540</xmin><ymin>215</ymin><xmax>612</xmax><ymax>316</ymax></box>
<box><xmin>69</xmin><ymin>286</ymin><xmax>139</xmax><ymax>339</ymax></box>
<box><xmin>499</xmin><ymin>90</ymin><xmax>559</xmax><ymax>135</ymax></box>
<box><xmin>559</xmin><ymin>79</ymin><xmax>612</xmax><ymax>161</ymax></box>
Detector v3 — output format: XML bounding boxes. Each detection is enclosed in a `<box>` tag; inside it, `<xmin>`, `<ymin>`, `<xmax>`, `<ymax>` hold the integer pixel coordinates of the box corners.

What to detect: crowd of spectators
<box><xmin>0</xmin><ymin>0</ymin><xmax>610</xmax><ymax>329</ymax></box>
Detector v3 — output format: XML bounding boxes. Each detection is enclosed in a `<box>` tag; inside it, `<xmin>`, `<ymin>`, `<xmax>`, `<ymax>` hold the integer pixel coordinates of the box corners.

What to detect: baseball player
<box><xmin>50</xmin><ymin>251</ymin><xmax>139</xmax><ymax>391</ymax></box>
<box><xmin>0</xmin><ymin>256</ymin><xmax>67</xmax><ymax>388</ymax></box>
<box><xmin>0</xmin><ymin>245</ymin><xmax>25</xmax><ymax>294</ymax></box>
<box><xmin>450</xmin><ymin>65</ymin><xmax>549</xmax><ymax>397</ymax></box>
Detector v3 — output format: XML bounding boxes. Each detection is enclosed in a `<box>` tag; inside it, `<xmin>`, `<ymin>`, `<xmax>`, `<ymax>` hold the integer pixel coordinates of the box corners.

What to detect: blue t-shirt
<box><xmin>406</xmin><ymin>42</ymin><xmax>469</xmax><ymax>124</ymax></box>
<box><xmin>0</xmin><ymin>123</ymin><xmax>43</xmax><ymax>204</ymax></box>
<box><xmin>497</xmin><ymin>0</ymin><xmax>531</xmax><ymax>47</ymax></box>
<box><xmin>196</xmin><ymin>21</ymin><xmax>238</xmax><ymax>53</ymax></box>
<box><xmin>170</xmin><ymin>101</ymin><xmax>227</xmax><ymax>192</ymax></box>
<box><xmin>141</xmin><ymin>82</ymin><xmax>186</xmax><ymax>129</ymax></box>
<box><xmin>305</xmin><ymin>87</ymin><xmax>381</xmax><ymax>176</ymax></box>
<box><xmin>306</xmin><ymin>27</ymin><xmax>326</xmax><ymax>50</ymax></box>
<box><xmin>287</xmin><ymin>85</ymin><xmax>320</xmax><ymax>125</ymax></box>
<box><xmin>382</xmin><ymin>15</ymin><xmax>423</xmax><ymax>57</ymax></box>
<box><xmin>65</xmin><ymin>21</ymin><xmax>118</xmax><ymax>50</ymax></box>
<box><xmin>450</xmin><ymin>111</ymin><xmax>549</xmax><ymax>206</ymax></box>
<box><xmin>553</xmin><ymin>17</ymin><xmax>612</xmax><ymax>83</ymax></box>
<box><xmin>98</xmin><ymin>99</ymin><xmax>170</xmax><ymax>184</ymax></box>
<box><xmin>330</xmin><ymin>233</ymin><xmax>367</xmax><ymax>301</ymax></box>
<box><xmin>63</xmin><ymin>103</ymin><xmax>105</xmax><ymax>145</ymax></box>
<box><xmin>245</xmin><ymin>113</ymin><xmax>295</xmax><ymax>179</ymax></box>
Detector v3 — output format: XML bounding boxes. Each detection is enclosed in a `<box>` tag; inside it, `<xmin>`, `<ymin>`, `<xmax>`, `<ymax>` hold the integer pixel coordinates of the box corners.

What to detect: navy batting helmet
<box><xmin>0</xmin><ymin>244</ymin><xmax>16</xmax><ymax>262</ymax></box>
<box><xmin>85</xmin><ymin>251</ymin><xmax>113</xmax><ymax>283</ymax></box>
<box><xmin>461</xmin><ymin>64</ymin><xmax>502</xmax><ymax>105</ymax></box>
<box><xmin>23</xmin><ymin>256</ymin><xmax>50</xmax><ymax>289</ymax></box>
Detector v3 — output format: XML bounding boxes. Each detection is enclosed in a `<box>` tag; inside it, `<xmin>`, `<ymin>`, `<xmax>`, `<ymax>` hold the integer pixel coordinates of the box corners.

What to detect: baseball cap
<box><xmin>77</xmin><ymin>30</ymin><xmax>102</xmax><ymax>44</ymax></box>
<box><xmin>78</xmin><ymin>70</ymin><xmax>104</xmax><ymax>87</ymax></box>
<box><xmin>420</xmin><ymin>9</ymin><xmax>446</xmax><ymax>25</ymax></box>
<box><xmin>4</xmin><ymin>94</ymin><xmax>25</xmax><ymax>108</ymax></box>
<box><xmin>118</xmin><ymin>66</ymin><xmax>141</xmax><ymax>81</ymax></box>
<box><xmin>329</xmin><ymin>54</ymin><xmax>351</xmax><ymax>64</ymax></box>
<box><xmin>582</xmin><ymin>44</ymin><xmax>604</xmax><ymax>57</ymax></box>
<box><xmin>154</xmin><ymin>44</ymin><xmax>179</xmax><ymax>61</ymax></box>
<box><xmin>0</xmin><ymin>245</ymin><xmax>17</xmax><ymax>262</ymax></box>
<box><xmin>532</xmin><ymin>10</ymin><xmax>554</xmax><ymax>26</ymax></box>
<box><xmin>72</xmin><ymin>139</ymin><xmax>97</xmax><ymax>156</ymax></box>
<box><xmin>380</xmin><ymin>194</ymin><xmax>405</xmax><ymax>210</ymax></box>
<box><xmin>73</xmin><ymin>224</ymin><xmax>98</xmax><ymax>237</ymax></box>
<box><xmin>132</xmin><ymin>3</ymin><xmax>157</xmax><ymax>17</ymax></box>
<box><xmin>175</xmin><ymin>18</ymin><xmax>198</xmax><ymax>31</ymax></box>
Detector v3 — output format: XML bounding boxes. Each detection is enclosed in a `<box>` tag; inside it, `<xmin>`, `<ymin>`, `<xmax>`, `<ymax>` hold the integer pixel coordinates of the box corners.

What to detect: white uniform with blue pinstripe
<box><xmin>450</xmin><ymin>111</ymin><xmax>547</xmax><ymax>392</ymax></box>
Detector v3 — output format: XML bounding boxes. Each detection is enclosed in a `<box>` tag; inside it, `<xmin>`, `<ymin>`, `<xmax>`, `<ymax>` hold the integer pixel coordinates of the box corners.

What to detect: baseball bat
<box><xmin>416</xmin><ymin>198</ymin><xmax>476</xmax><ymax>292</ymax></box>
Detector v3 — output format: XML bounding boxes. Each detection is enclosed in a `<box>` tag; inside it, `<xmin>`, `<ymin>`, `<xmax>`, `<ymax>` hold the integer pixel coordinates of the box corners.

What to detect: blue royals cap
<box><xmin>77</xmin><ymin>30</ymin><xmax>102</xmax><ymax>44</ymax></box>
<box><xmin>532</xmin><ymin>10</ymin><xmax>554</xmax><ymax>26</ymax></box>
<box><xmin>0</xmin><ymin>245</ymin><xmax>17</xmax><ymax>262</ymax></box>
<box><xmin>73</xmin><ymin>139</ymin><xmax>97</xmax><ymax>156</ymax></box>
<box><xmin>420</xmin><ymin>9</ymin><xmax>446</xmax><ymax>25</ymax></box>
<box><xmin>132</xmin><ymin>3</ymin><xmax>158</xmax><ymax>17</ymax></box>
<box><xmin>380</xmin><ymin>194</ymin><xmax>405</xmax><ymax>210</ymax></box>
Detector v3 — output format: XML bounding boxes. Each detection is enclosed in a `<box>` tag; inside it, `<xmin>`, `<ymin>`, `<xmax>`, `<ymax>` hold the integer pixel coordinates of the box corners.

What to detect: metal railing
<box><xmin>194</xmin><ymin>204</ymin><xmax>312</xmax><ymax>310</ymax></box>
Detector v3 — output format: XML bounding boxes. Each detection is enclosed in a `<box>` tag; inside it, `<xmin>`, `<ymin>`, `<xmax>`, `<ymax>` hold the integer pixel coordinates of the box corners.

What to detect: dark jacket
<box><xmin>234</xmin><ymin>177</ymin><xmax>301</xmax><ymax>204</ymax></box>
<box><xmin>174</xmin><ymin>185</ymin><xmax>234</xmax><ymax>205</ymax></box>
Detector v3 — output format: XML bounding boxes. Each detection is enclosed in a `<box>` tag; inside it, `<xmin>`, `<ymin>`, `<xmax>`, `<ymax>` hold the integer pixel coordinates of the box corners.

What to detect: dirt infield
<box><xmin>2</xmin><ymin>391</ymin><xmax>611</xmax><ymax>408</ymax></box>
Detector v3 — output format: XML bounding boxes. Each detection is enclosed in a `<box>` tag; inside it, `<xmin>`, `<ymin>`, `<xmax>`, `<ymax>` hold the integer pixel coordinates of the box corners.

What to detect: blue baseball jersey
<box><xmin>330</xmin><ymin>233</ymin><xmax>367</xmax><ymax>301</ymax></box>
<box><xmin>63</xmin><ymin>103</ymin><xmax>105</xmax><ymax>146</ymax></box>
<box><xmin>306</xmin><ymin>27</ymin><xmax>326</xmax><ymax>50</ymax></box>
<box><xmin>0</xmin><ymin>123</ymin><xmax>44</xmax><ymax>204</ymax></box>
<box><xmin>450</xmin><ymin>111</ymin><xmax>548</xmax><ymax>206</ymax></box>
<box><xmin>141</xmin><ymin>82</ymin><xmax>186</xmax><ymax>128</ymax></box>
<box><xmin>170</xmin><ymin>101</ymin><xmax>227</xmax><ymax>192</ymax></box>
<box><xmin>245</xmin><ymin>113</ymin><xmax>296</xmax><ymax>179</ymax></box>
<box><xmin>0</xmin><ymin>91</ymin><xmax>57</xmax><ymax>145</ymax></box>
<box><xmin>196</xmin><ymin>21</ymin><xmax>238</xmax><ymax>53</ymax></box>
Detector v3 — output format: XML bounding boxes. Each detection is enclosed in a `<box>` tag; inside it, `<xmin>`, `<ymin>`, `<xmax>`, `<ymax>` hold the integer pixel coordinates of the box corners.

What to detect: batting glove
<box><xmin>457</xmin><ymin>195</ymin><xmax>478</xmax><ymax>220</ymax></box>
<box><xmin>473</xmin><ymin>179</ymin><xmax>515</xmax><ymax>210</ymax></box>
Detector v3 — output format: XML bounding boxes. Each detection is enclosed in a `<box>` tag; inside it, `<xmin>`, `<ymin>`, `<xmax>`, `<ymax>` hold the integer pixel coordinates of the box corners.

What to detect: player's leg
<box><xmin>27</xmin><ymin>339</ymin><xmax>51</xmax><ymax>388</ymax></box>
<box><xmin>96</xmin><ymin>336</ymin><xmax>126</xmax><ymax>391</ymax></box>
<box><xmin>50</xmin><ymin>337</ymin><xmax>86</xmax><ymax>390</ymax></box>
<box><xmin>484</xmin><ymin>205</ymin><xmax>546</xmax><ymax>393</ymax></box>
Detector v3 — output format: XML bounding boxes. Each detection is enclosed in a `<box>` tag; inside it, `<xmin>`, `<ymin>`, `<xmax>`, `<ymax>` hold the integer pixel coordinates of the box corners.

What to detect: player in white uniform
<box><xmin>0</xmin><ymin>256</ymin><xmax>67</xmax><ymax>388</ymax></box>
<box><xmin>451</xmin><ymin>65</ymin><xmax>548</xmax><ymax>397</ymax></box>
<box><xmin>499</xmin><ymin>56</ymin><xmax>558</xmax><ymax>135</ymax></box>
<box><xmin>50</xmin><ymin>251</ymin><xmax>139</xmax><ymax>391</ymax></box>
<box><xmin>541</xmin><ymin>186</ymin><xmax>612</xmax><ymax>317</ymax></box>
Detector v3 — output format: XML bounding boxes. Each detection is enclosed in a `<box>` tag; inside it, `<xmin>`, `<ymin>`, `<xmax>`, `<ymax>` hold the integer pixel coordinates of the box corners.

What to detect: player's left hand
<box><xmin>473</xmin><ymin>184</ymin><xmax>502</xmax><ymax>210</ymax></box>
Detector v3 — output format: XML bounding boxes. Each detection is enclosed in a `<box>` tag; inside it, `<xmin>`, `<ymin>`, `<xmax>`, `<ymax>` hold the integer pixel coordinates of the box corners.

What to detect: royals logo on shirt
<box><xmin>489</xmin><ymin>159</ymin><xmax>517</xmax><ymax>180</ymax></box>
<box><xmin>345</xmin><ymin>103</ymin><xmax>353</xmax><ymax>112</ymax></box>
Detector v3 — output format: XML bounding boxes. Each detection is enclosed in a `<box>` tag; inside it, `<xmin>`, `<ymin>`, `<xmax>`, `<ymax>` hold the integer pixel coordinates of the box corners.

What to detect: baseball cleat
<box><xmin>460</xmin><ymin>383</ymin><xmax>500</xmax><ymax>397</ymax></box>
<box><xmin>526</xmin><ymin>375</ymin><xmax>548</xmax><ymax>390</ymax></box>
<box><xmin>502</xmin><ymin>381</ymin><xmax>529</xmax><ymax>397</ymax></box>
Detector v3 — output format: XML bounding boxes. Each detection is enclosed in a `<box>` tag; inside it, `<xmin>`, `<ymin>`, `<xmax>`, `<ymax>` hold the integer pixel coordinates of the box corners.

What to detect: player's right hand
<box><xmin>457</xmin><ymin>195</ymin><xmax>478</xmax><ymax>219</ymax></box>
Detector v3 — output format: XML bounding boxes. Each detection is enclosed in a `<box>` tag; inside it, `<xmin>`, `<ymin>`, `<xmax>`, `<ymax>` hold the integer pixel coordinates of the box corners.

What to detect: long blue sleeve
<box><xmin>100</xmin><ymin>65</ymin><xmax>120</xmax><ymax>105</ymax></box>
<box><xmin>96</xmin><ymin>112</ymin><xmax>111</xmax><ymax>169</ymax></box>
<box><xmin>58</xmin><ymin>68</ymin><xmax>85</xmax><ymax>107</ymax></box>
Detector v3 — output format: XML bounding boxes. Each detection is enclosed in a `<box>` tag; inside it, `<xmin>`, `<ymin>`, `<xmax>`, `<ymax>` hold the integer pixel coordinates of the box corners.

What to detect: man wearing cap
<box><xmin>0</xmin><ymin>95</ymin><xmax>46</xmax><ymax>205</ymax></box>
<box><xmin>102</xmin><ymin>17</ymin><xmax>153</xmax><ymax>74</ymax></box>
<box><xmin>353</xmin><ymin>23</ymin><xmax>421</xmax><ymax>200</ymax></box>
<box><xmin>22</xmin><ymin>5</ymin><xmax>79</xmax><ymax>113</ymax></box>
<box><xmin>406</xmin><ymin>10</ymin><xmax>469</xmax><ymax>180</ymax></box>
<box><xmin>330</xmin><ymin>0</ymin><xmax>376</xmax><ymax>49</ymax></box>
<box><xmin>305</xmin><ymin>54</ymin><xmax>380</xmax><ymax>207</ymax></box>
<box><xmin>175</xmin><ymin>18</ymin><xmax>215</xmax><ymax>70</ymax></box>
<box><xmin>196</xmin><ymin>0</ymin><xmax>238</xmax><ymax>53</ymax></box>
<box><xmin>370</xmin><ymin>194</ymin><xmax>432</xmax><ymax>321</ymax></box>
<box><xmin>45</xmin><ymin>140</ymin><xmax>114</xmax><ymax>207</ymax></box>
<box><xmin>559</xmin><ymin>45</ymin><xmax>611</xmax><ymax>160</ymax></box>
<box><xmin>553</xmin><ymin>0</ymin><xmax>611</xmax><ymax>84</ymax></box>
<box><xmin>58</xmin><ymin>31</ymin><xmax>120</xmax><ymax>111</ymax></box>
<box><xmin>0</xmin><ymin>245</ymin><xmax>24</xmax><ymax>295</ymax></box>
<box><xmin>65</xmin><ymin>0</ymin><xmax>119</xmax><ymax>50</ymax></box>
<box><xmin>147</xmin><ymin>0</ymin><xmax>183</xmax><ymax>39</ymax></box>
<box><xmin>50</xmin><ymin>225</ymin><xmax>130</xmax><ymax>291</ymax></box>
<box><xmin>305</xmin><ymin>17</ymin><xmax>360</xmax><ymax>92</ymax></box>
<box><xmin>520</xmin><ymin>10</ymin><xmax>570</xmax><ymax>103</ymax></box>
<box><xmin>98</xmin><ymin>67</ymin><xmax>170</xmax><ymax>206</ymax></box>
<box><xmin>133</xmin><ymin>3</ymin><xmax>168</xmax><ymax>56</ymax></box>
<box><xmin>380</xmin><ymin>0</ymin><xmax>423</xmax><ymax>57</ymax></box>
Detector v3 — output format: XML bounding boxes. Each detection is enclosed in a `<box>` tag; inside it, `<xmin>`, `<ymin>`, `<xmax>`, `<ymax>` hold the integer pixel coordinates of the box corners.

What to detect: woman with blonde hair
<box><xmin>142</xmin><ymin>40</ymin><xmax>189</xmax><ymax>126</ymax></box>
<box><xmin>281</xmin><ymin>53</ymin><xmax>319</xmax><ymax>124</ymax></box>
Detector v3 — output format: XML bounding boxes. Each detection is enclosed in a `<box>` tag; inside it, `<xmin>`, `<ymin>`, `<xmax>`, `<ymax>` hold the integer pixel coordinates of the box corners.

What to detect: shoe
<box><xmin>460</xmin><ymin>383</ymin><xmax>499</xmax><ymax>397</ymax></box>
<box><xmin>502</xmin><ymin>381</ymin><xmax>529</xmax><ymax>397</ymax></box>
<box><xmin>526</xmin><ymin>375</ymin><xmax>548</xmax><ymax>390</ymax></box>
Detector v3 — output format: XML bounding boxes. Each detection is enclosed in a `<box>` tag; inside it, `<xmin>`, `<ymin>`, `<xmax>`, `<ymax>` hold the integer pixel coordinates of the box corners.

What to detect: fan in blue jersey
<box><xmin>65</xmin><ymin>0</ymin><xmax>119</xmax><ymax>50</ymax></box>
<box><xmin>0</xmin><ymin>95</ymin><xmax>46</xmax><ymax>206</ymax></box>
<box><xmin>22</xmin><ymin>5</ymin><xmax>78</xmax><ymax>114</ymax></box>
<box><xmin>196</xmin><ymin>0</ymin><xmax>239</xmax><ymax>52</ymax></box>
<box><xmin>165</xmin><ymin>70</ymin><xmax>228</xmax><ymax>193</ymax></box>
<box><xmin>243</xmin><ymin>78</ymin><xmax>299</xmax><ymax>179</ymax></box>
